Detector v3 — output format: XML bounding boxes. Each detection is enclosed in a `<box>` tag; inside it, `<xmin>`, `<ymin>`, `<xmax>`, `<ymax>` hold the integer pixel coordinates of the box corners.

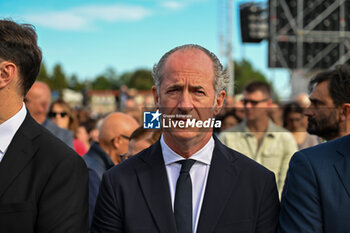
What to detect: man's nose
<box><xmin>177</xmin><ymin>92</ymin><xmax>193</xmax><ymax>112</ymax></box>
<box><xmin>244</xmin><ymin>101</ymin><xmax>253</xmax><ymax>109</ymax></box>
<box><xmin>304</xmin><ymin>106</ymin><xmax>313</xmax><ymax>116</ymax></box>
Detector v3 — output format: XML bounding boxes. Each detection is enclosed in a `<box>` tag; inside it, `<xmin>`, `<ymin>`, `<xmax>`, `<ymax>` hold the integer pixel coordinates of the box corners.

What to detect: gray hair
<box><xmin>152</xmin><ymin>44</ymin><xmax>229</xmax><ymax>95</ymax></box>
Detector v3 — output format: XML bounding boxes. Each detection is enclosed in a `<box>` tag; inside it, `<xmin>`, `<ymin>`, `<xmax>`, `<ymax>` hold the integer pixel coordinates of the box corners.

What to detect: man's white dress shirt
<box><xmin>160</xmin><ymin>135</ymin><xmax>214</xmax><ymax>233</ymax></box>
<box><xmin>0</xmin><ymin>104</ymin><xmax>26</xmax><ymax>162</ymax></box>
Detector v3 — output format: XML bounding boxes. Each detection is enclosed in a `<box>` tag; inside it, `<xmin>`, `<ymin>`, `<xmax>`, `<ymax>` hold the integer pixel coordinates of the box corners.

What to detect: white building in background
<box><xmin>62</xmin><ymin>88</ymin><xmax>83</xmax><ymax>107</ymax></box>
<box><xmin>87</xmin><ymin>90</ymin><xmax>118</xmax><ymax>115</ymax></box>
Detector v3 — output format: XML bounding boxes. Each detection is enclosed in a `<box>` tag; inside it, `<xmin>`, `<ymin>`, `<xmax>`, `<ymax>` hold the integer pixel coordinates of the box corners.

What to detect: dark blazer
<box><xmin>278</xmin><ymin>134</ymin><xmax>350</xmax><ymax>233</ymax></box>
<box><xmin>92</xmin><ymin>136</ymin><xmax>280</xmax><ymax>233</ymax></box>
<box><xmin>83</xmin><ymin>142</ymin><xmax>114</xmax><ymax>231</ymax></box>
<box><xmin>0</xmin><ymin>113</ymin><xmax>89</xmax><ymax>233</ymax></box>
<box><xmin>84</xmin><ymin>142</ymin><xmax>114</xmax><ymax>180</ymax></box>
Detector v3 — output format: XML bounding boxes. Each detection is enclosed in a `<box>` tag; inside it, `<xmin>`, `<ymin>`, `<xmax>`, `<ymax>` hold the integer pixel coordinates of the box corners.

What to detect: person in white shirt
<box><xmin>0</xmin><ymin>19</ymin><xmax>88</xmax><ymax>233</ymax></box>
<box><xmin>92</xmin><ymin>44</ymin><xmax>280</xmax><ymax>233</ymax></box>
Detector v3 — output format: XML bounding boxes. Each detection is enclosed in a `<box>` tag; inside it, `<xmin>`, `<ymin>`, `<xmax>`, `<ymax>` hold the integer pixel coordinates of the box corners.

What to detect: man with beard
<box><xmin>278</xmin><ymin>64</ymin><xmax>350</xmax><ymax>233</ymax></box>
<box><xmin>305</xmin><ymin>64</ymin><xmax>350</xmax><ymax>140</ymax></box>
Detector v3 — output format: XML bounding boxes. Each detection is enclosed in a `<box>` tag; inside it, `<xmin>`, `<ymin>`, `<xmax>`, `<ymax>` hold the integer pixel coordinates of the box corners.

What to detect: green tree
<box><xmin>50</xmin><ymin>64</ymin><xmax>68</xmax><ymax>96</ymax></box>
<box><xmin>128</xmin><ymin>69</ymin><xmax>153</xmax><ymax>90</ymax></box>
<box><xmin>69</xmin><ymin>74</ymin><xmax>84</xmax><ymax>91</ymax></box>
<box><xmin>119</xmin><ymin>71</ymin><xmax>133</xmax><ymax>87</ymax></box>
<box><xmin>229</xmin><ymin>59</ymin><xmax>279</xmax><ymax>101</ymax></box>
<box><xmin>103</xmin><ymin>67</ymin><xmax>120</xmax><ymax>89</ymax></box>
<box><xmin>90</xmin><ymin>67</ymin><xmax>120</xmax><ymax>90</ymax></box>
<box><xmin>37</xmin><ymin>62</ymin><xmax>51</xmax><ymax>86</ymax></box>
<box><xmin>232</xmin><ymin>59</ymin><xmax>270</xmax><ymax>94</ymax></box>
<box><xmin>92</xmin><ymin>75</ymin><xmax>111</xmax><ymax>90</ymax></box>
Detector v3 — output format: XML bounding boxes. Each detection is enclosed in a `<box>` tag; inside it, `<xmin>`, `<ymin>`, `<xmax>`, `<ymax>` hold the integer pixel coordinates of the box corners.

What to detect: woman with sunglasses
<box><xmin>48</xmin><ymin>99</ymin><xmax>88</xmax><ymax>156</ymax></box>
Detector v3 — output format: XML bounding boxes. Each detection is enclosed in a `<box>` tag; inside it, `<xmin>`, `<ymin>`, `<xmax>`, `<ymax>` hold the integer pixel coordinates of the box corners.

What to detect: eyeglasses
<box><xmin>111</xmin><ymin>134</ymin><xmax>131</xmax><ymax>143</ymax></box>
<box><xmin>120</xmin><ymin>153</ymin><xmax>133</xmax><ymax>161</ymax></box>
<box><xmin>242</xmin><ymin>98</ymin><xmax>269</xmax><ymax>106</ymax></box>
<box><xmin>49</xmin><ymin>111</ymin><xmax>68</xmax><ymax>118</ymax></box>
<box><xmin>120</xmin><ymin>135</ymin><xmax>131</xmax><ymax>140</ymax></box>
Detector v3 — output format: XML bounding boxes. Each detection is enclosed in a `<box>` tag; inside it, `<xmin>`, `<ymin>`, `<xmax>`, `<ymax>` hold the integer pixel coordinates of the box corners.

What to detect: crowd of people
<box><xmin>1</xmin><ymin>19</ymin><xmax>350</xmax><ymax>233</ymax></box>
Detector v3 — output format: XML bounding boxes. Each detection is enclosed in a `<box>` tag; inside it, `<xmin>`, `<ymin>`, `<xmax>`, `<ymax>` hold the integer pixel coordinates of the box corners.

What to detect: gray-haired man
<box><xmin>92</xmin><ymin>44</ymin><xmax>279</xmax><ymax>233</ymax></box>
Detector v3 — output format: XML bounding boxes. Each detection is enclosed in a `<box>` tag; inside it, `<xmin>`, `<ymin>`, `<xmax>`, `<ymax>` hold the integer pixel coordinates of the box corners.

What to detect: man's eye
<box><xmin>195</xmin><ymin>90</ymin><xmax>205</xmax><ymax>95</ymax></box>
<box><xmin>311</xmin><ymin>101</ymin><xmax>319</xmax><ymax>107</ymax></box>
<box><xmin>167</xmin><ymin>89</ymin><xmax>178</xmax><ymax>94</ymax></box>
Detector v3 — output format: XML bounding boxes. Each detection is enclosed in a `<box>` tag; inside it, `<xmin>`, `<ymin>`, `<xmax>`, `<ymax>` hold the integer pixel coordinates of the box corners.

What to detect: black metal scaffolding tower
<box><xmin>268</xmin><ymin>0</ymin><xmax>350</xmax><ymax>73</ymax></box>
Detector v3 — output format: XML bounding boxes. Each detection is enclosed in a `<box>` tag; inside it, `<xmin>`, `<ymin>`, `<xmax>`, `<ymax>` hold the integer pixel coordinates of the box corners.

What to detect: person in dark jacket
<box><xmin>84</xmin><ymin>112</ymin><xmax>138</xmax><ymax>230</ymax></box>
<box><xmin>0</xmin><ymin>19</ymin><xmax>88</xmax><ymax>233</ymax></box>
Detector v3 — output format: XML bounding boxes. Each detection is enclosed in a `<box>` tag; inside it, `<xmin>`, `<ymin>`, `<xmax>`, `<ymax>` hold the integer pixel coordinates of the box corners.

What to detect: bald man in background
<box><xmin>83</xmin><ymin>112</ymin><xmax>139</xmax><ymax>231</ymax></box>
<box><xmin>25</xmin><ymin>81</ymin><xmax>73</xmax><ymax>147</ymax></box>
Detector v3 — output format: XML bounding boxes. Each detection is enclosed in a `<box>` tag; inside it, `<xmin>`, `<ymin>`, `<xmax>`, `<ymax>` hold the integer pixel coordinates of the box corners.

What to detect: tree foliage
<box><xmin>232</xmin><ymin>59</ymin><xmax>271</xmax><ymax>94</ymax></box>
<box><xmin>69</xmin><ymin>74</ymin><xmax>85</xmax><ymax>91</ymax></box>
<box><xmin>37</xmin><ymin>63</ymin><xmax>50</xmax><ymax>85</ymax></box>
<box><xmin>36</xmin><ymin>59</ymin><xmax>276</xmax><ymax>99</ymax></box>
<box><xmin>127</xmin><ymin>69</ymin><xmax>154</xmax><ymax>90</ymax></box>
<box><xmin>92</xmin><ymin>75</ymin><xmax>111</xmax><ymax>90</ymax></box>
<box><xmin>51</xmin><ymin>64</ymin><xmax>68</xmax><ymax>96</ymax></box>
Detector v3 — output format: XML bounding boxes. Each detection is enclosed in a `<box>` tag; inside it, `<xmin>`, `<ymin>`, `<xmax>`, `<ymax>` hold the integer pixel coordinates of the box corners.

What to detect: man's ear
<box><xmin>0</xmin><ymin>61</ymin><xmax>16</xmax><ymax>89</ymax></box>
<box><xmin>214</xmin><ymin>90</ymin><xmax>226</xmax><ymax>115</ymax></box>
<box><xmin>341</xmin><ymin>103</ymin><xmax>350</xmax><ymax>120</ymax></box>
<box><xmin>152</xmin><ymin>86</ymin><xmax>160</xmax><ymax>108</ymax></box>
<box><xmin>111</xmin><ymin>136</ymin><xmax>120</xmax><ymax>149</ymax></box>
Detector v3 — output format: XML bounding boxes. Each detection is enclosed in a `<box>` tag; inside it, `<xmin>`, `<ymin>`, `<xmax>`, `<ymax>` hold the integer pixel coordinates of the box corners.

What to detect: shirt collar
<box><xmin>0</xmin><ymin>103</ymin><xmax>27</xmax><ymax>154</ymax></box>
<box><xmin>242</xmin><ymin>119</ymin><xmax>277</xmax><ymax>138</ymax></box>
<box><xmin>160</xmin><ymin>134</ymin><xmax>214</xmax><ymax>166</ymax></box>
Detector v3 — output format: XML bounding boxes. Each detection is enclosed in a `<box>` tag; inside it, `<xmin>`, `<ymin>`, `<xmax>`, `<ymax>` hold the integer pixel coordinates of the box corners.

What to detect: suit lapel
<box><xmin>136</xmin><ymin>140</ymin><xmax>177</xmax><ymax>233</ymax></box>
<box><xmin>196</xmin><ymin>137</ymin><xmax>240</xmax><ymax>233</ymax></box>
<box><xmin>0</xmin><ymin>113</ymin><xmax>40</xmax><ymax>199</ymax></box>
<box><xmin>334</xmin><ymin>135</ymin><xmax>350</xmax><ymax>198</ymax></box>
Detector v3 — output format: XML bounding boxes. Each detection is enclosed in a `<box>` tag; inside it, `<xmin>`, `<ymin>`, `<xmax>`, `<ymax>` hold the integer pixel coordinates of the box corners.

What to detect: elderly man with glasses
<box><xmin>219</xmin><ymin>81</ymin><xmax>298</xmax><ymax>196</ymax></box>
<box><xmin>83</xmin><ymin>112</ymin><xmax>139</xmax><ymax>231</ymax></box>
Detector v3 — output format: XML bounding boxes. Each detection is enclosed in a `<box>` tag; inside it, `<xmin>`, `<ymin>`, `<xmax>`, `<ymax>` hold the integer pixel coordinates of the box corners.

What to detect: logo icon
<box><xmin>143</xmin><ymin>110</ymin><xmax>161</xmax><ymax>129</ymax></box>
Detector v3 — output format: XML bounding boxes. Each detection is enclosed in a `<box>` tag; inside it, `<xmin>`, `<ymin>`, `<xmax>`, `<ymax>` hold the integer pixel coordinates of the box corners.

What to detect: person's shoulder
<box><xmin>39</xmin><ymin>126</ymin><xmax>75</xmax><ymax>154</ymax></box>
<box><xmin>296</xmin><ymin>135</ymin><xmax>349</xmax><ymax>161</ymax></box>
<box><xmin>42</xmin><ymin>118</ymin><xmax>74</xmax><ymax>147</ymax></box>
<box><xmin>218</xmin><ymin>122</ymin><xmax>246</xmax><ymax>142</ymax></box>
<box><xmin>224</xmin><ymin>121</ymin><xmax>246</xmax><ymax>133</ymax></box>
<box><xmin>83</xmin><ymin>148</ymin><xmax>99</xmax><ymax>168</ymax></box>
<box><xmin>268</xmin><ymin>121</ymin><xmax>293</xmax><ymax>136</ymax></box>
<box><xmin>269</xmin><ymin>122</ymin><xmax>296</xmax><ymax>143</ymax></box>
<box><xmin>290</xmin><ymin>137</ymin><xmax>348</xmax><ymax>173</ymax></box>
<box><xmin>215</xmin><ymin>137</ymin><xmax>274</xmax><ymax>176</ymax></box>
<box><xmin>325</xmin><ymin>134</ymin><xmax>350</xmax><ymax>147</ymax></box>
<box><xmin>23</xmin><ymin>115</ymin><xmax>83</xmax><ymax>166</ymax></box>
<box><xmin>104</xmin><ymin>141</ymin><xmax>161</xmax><ymax>183</ymax></box>
<box><xmin>43</xmin><ymin>118</ymin><xmax>73</xmax><ymax>137</ymax></box>
<box><xmin>106</xmin><ymin>143</ymin><xmax>151</xmax><ymax>171</ymax></box>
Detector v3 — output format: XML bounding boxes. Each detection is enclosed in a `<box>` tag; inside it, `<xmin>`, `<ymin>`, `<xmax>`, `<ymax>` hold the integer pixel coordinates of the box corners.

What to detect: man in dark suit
<box><xmin>92</xmin><ymin>44</ymin><xmax>279</xmax><ymax>233</ymax></box>
<box><xmin>84</xmin><ymin>112</ymin><xmax>139</xmax><ymax>231</ymax></box>
<box><xmin>278</xmin><ymin>66</ymin><xmax>350</xmax><ymax>233</ymax></box>
<box><xmin>0</xmin><ymin>19</ymin><xmax>88</xmax><ymax>232</ymax></box>
<box><xmin>278</xmin><ymin>134</ymin><xmax>350</xmax><ymax>233</ymax></box>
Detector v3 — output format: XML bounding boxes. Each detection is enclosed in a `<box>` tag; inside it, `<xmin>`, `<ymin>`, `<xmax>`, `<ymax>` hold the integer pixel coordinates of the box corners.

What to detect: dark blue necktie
<box><xmin>174</xmin><ymin>159</ymin><xmax>196</xmax><ymax>233</ymax></box>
